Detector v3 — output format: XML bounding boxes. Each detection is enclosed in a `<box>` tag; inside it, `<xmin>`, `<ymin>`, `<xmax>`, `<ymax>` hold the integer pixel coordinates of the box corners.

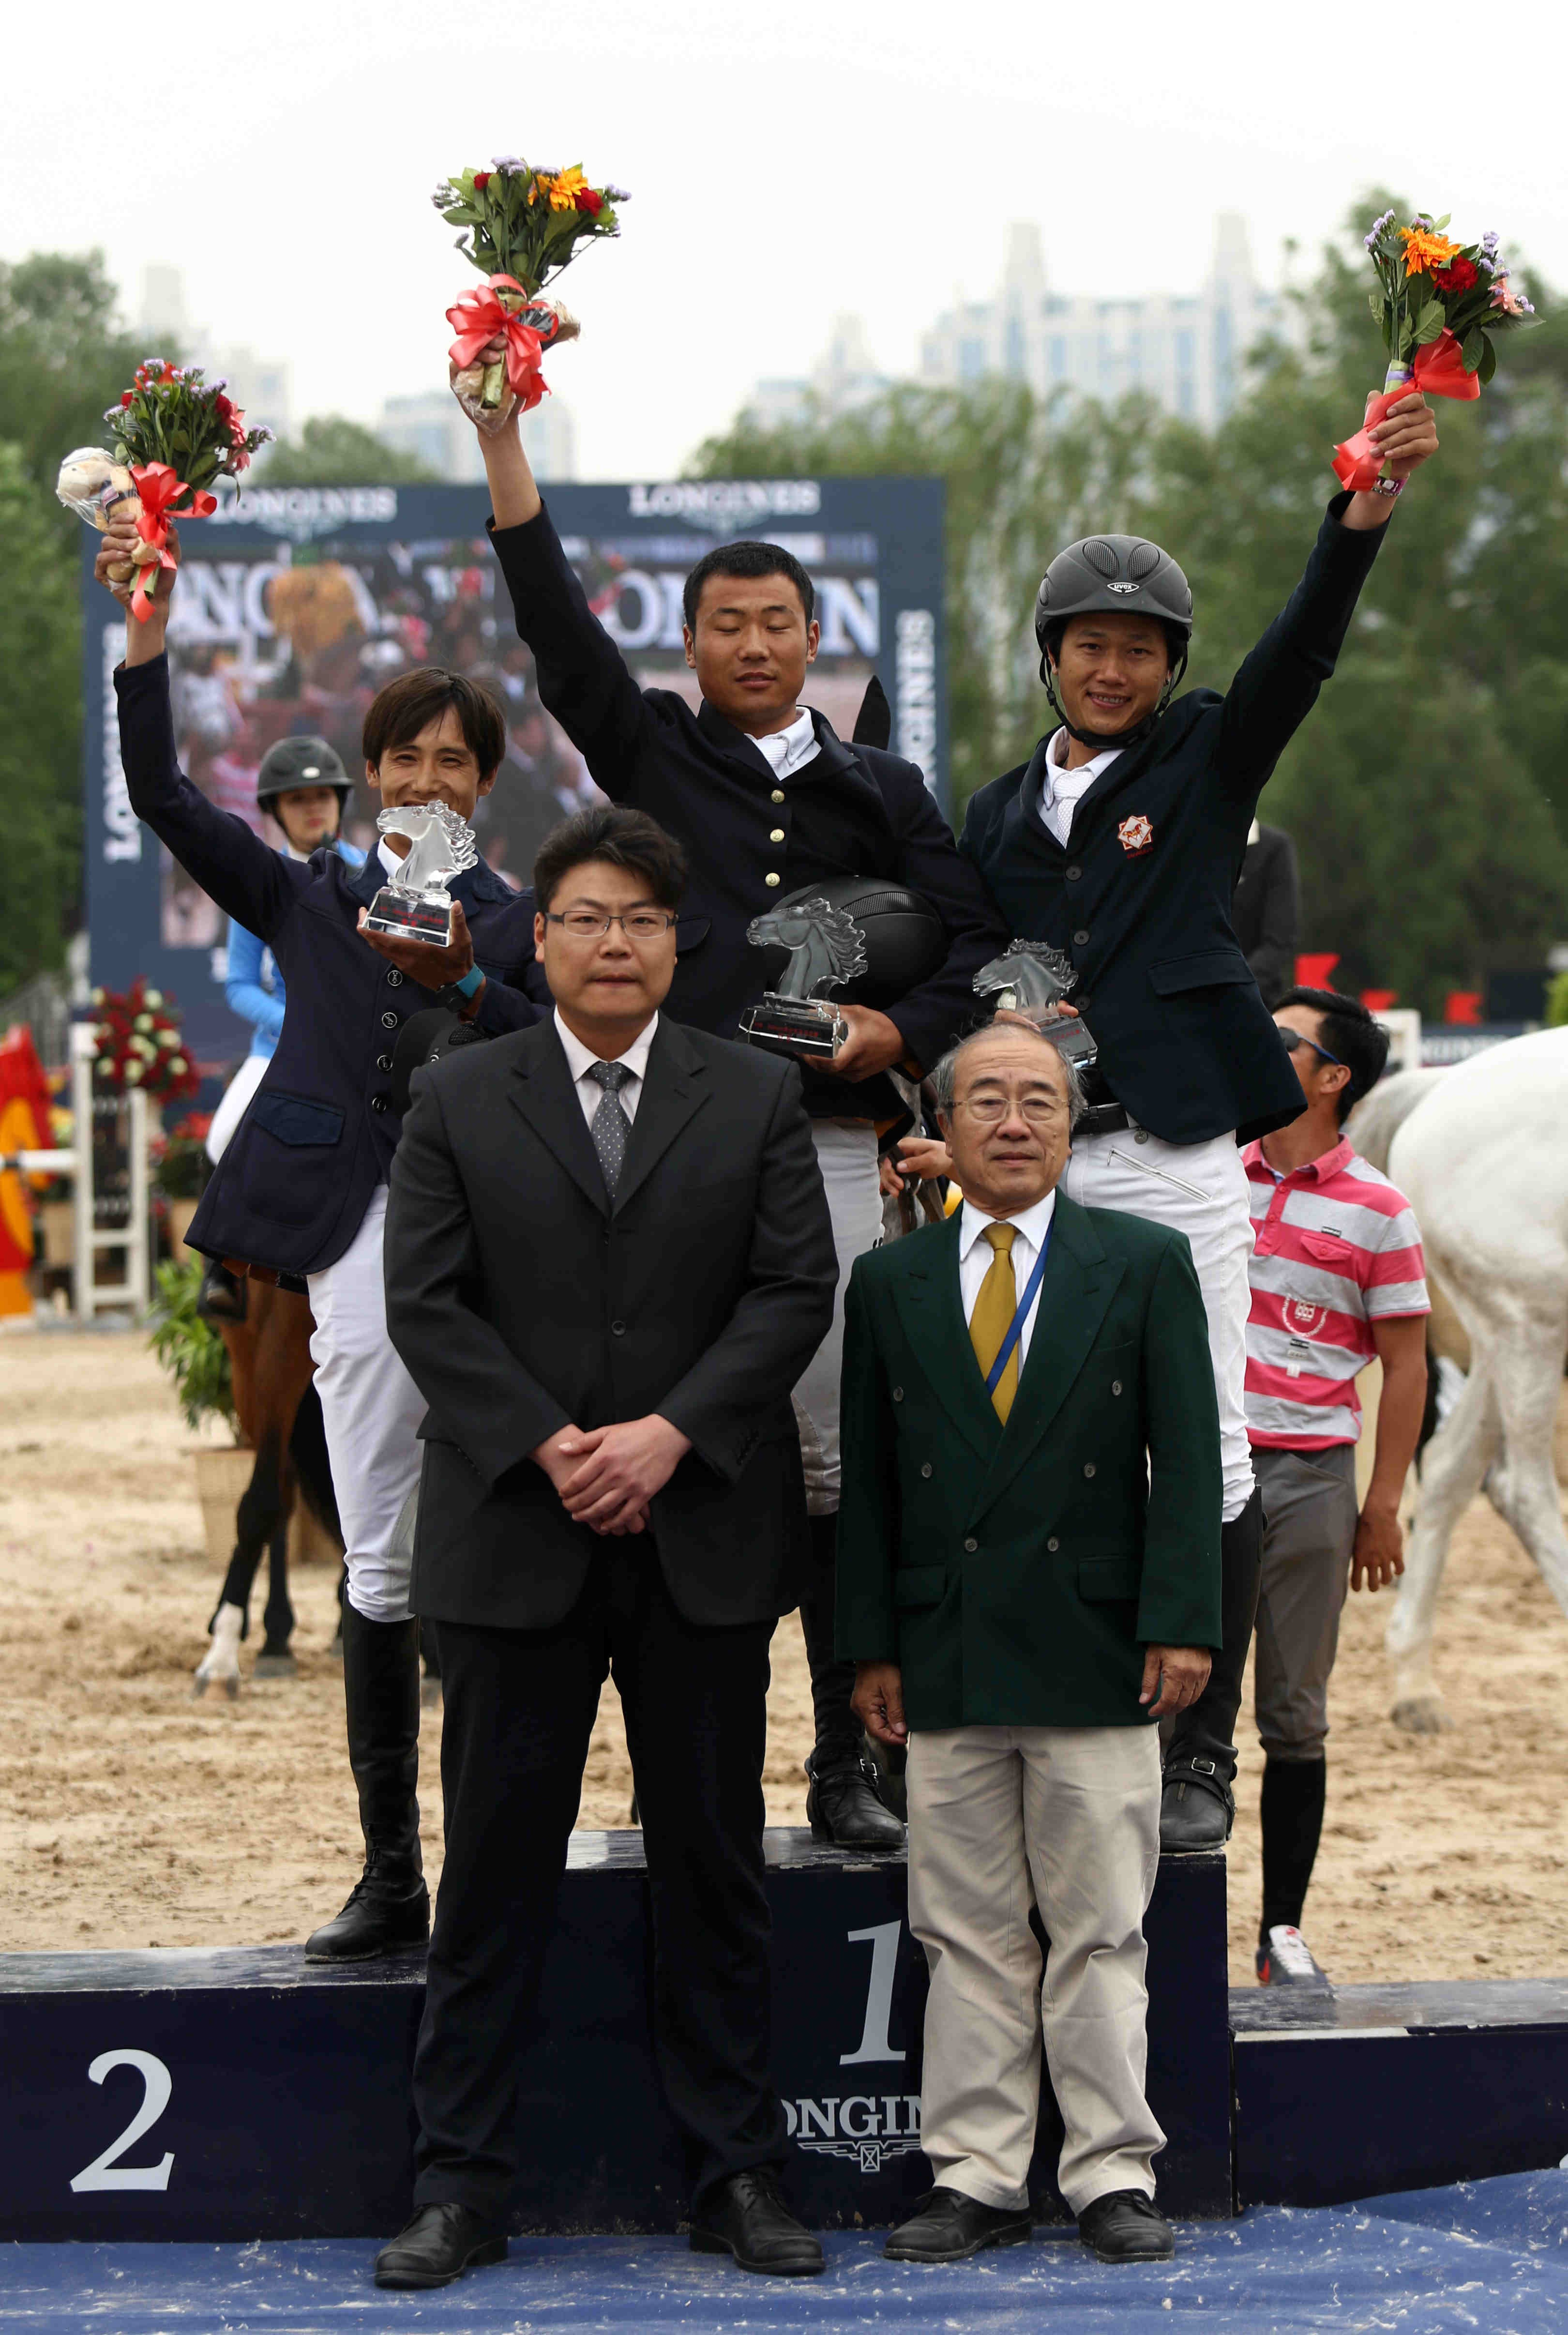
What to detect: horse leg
<box><xmin>254</xmin><ymin>1516</ymin><xmax>298</xmax><ymax>1678</ymax></box>
<box><xmin>1483</xmin><ymin>1310</ymin><xmax>1568</xmax><ymax>1622</ymax></box>
<box><xmin>1386</xmin><ymin>1358</ymin><xmax>1500</xmax><ymax>1730</ymax></box>
<box><xmin>194</xmin><ymin>1464</ymin><xmax>273</xmax><ymax>1700</ymax></box>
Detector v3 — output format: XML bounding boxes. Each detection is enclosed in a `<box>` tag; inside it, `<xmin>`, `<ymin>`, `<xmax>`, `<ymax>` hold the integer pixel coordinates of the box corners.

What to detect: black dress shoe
<box><xmin>805</xmin><ymin>1747</ymin><xmax>905</xmax><ymax>1851</ymax></box>
<box><xmin>1160</xmin><ymin>1769</ymin><xmax>1233</xmax><ymax>1853</ymax></box>
<box><xmin>374</xmin><ymin>2202</ymin><xmax>507</xmax><ymax>2289</ymax></box>
<box><xmin>884</xmin><ymin>2186</ymin><xmax>1032</xmax><ymax>2263</ymax></box>
<box><xmin>304</xmin><ymin>1850</ymin><xmax>429</xmax><ymax>1962</ymax></box>
<box><xmin>1076</xmin><ymin>2189</ymin><xmax>1174</xmax><ymax>2262</ymax></box>
<box><xmin>689</xmin><ymin>2168</ymin><xmax>824</xmax><ymax>2277</ymax></box>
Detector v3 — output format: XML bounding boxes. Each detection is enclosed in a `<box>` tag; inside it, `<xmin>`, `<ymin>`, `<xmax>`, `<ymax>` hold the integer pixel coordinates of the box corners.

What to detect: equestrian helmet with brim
<box><xmin>1034</xmin><ymin>534</ymin><xmax>1194</xmax><ymax>750</ymax></box>
<box><xmin>751</xmin><ymin>876</ymin><xmax>947</xmax><ymax>1010</ymax></box>
<box><xmin>256</xmin><ymin>734</ymin><xmax>352</xmax><ymax>812</ymax></box>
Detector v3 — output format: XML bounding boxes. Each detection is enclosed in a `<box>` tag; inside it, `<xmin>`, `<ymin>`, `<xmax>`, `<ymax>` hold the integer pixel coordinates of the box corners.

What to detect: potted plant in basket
<box><xmin>147</xmin><ymin>1258</ymin><xmax>251</xmax><ymax>1566</ymax></box>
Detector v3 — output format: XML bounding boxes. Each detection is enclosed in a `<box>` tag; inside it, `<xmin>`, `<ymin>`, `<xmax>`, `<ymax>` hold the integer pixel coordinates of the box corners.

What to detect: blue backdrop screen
<box><xmin>82</xmin><ymin>475</ymin><xmax>946</xmax><ymax>1069</ymax></box>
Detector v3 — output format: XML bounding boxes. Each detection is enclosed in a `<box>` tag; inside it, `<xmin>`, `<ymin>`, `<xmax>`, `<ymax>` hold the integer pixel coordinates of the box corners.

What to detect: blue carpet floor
<box><xmin>4</xmin><ymin>2171</ymin><xmax>1568</xmax><ymax>2333</ymax></box>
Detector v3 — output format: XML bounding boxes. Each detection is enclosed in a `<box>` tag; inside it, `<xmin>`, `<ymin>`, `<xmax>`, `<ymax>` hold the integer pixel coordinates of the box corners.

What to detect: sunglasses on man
<box><xmin>1278</xmin><ymin>1027</ymin><xmax>1345</xmax><ymax>1070</ymax></box>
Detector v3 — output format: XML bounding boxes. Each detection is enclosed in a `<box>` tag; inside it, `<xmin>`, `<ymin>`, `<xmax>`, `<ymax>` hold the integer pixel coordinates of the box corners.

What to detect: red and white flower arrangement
<box><xmin>89</xmin><ymin>979</ymin><xmax>199</xmax><ymax>1106</ymax></box>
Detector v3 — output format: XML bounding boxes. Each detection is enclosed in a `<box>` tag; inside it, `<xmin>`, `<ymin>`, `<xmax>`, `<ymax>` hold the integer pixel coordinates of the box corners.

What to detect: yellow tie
<box><xmin>970</xmin><ymin>1222</ymin><xmax>1020</xmax><ymax>1424</ymax></box>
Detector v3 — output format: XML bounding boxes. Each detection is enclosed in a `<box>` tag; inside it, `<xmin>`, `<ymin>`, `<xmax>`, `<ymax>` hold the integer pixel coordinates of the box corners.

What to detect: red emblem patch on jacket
<box><xmin>1117</xmin><ymin>813</ymin><xmax>1155</xmax><ymax>857</ymax></box>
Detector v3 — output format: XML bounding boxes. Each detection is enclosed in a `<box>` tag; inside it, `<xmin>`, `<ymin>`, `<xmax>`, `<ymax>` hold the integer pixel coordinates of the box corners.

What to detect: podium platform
<box><xmin>0</xmin><ymin>1829</ymin><xmax>1230</xmax><ymax>2242</ymax></box>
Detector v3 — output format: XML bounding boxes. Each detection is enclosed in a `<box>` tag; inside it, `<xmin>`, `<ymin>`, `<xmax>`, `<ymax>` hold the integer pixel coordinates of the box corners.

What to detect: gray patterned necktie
<box><xmin>586</xmin><ymin>1060</ymin><xmax>634</xmax><ymax>1196</ymax></box>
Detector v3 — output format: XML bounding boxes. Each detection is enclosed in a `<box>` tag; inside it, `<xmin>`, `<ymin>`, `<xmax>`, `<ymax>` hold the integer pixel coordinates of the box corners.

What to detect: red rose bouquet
<box><xmin>432</xmin><ymin>155</ymin><xmax>627</xmax><ymax>417</ymax></box>
<box><xmin>56</xmin><ymin>361</ymin><xmax>272</xmax><ymax>621</ymax></box>
<box><xmin>1334</xmin><ymin>211</ymin><xmax>1537</xmax><ymax>490</ymax></box>
<box><xmin>89</xmin><ymin>978</ymin><xmax>200</xmax><ymax>1106</ymax></box>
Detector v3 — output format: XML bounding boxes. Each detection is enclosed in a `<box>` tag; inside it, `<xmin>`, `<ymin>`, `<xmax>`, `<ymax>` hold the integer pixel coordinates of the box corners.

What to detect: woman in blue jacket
<box><xmin>202</xmin><ymin>735</ymin><xmax>364</xmax><ymax>1316</ymax></box>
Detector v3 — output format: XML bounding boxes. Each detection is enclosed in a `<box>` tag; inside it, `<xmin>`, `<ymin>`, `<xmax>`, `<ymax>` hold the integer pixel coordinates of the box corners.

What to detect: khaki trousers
<box><xmin>907</xmin><ymin>1721</ymin><xmax>1164</xmax><ymax>2215</ymax></box>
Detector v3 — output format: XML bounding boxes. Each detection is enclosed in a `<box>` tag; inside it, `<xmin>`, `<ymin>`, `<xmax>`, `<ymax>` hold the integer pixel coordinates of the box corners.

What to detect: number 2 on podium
<box><xmin>70</xmin><ymin>2050</ymin><xmax>175</xmax><ymax>2192</ymax></box>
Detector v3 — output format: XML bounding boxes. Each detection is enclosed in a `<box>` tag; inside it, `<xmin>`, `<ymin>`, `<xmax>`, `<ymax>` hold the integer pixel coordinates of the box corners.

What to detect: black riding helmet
<box><xmin>256</xmin><ymin>734</ymin><xmax>352</xmax><ymax>813</ymax></box>
<box><xmin>1034</xmin><ymin>535</ymin><xmax>1194</xmax><ymax>750</ymax></box>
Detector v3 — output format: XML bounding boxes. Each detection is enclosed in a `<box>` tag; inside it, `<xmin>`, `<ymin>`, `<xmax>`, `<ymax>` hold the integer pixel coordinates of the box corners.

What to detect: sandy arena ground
<box><xmin>1</xmin><ymin>1332</ymin><xmax>1565</xmax><ymax>1988</ymax></box>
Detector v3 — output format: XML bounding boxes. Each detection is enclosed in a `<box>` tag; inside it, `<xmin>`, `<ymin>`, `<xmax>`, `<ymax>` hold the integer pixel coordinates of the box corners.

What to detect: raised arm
<box><xmin>98</xmin><ymin>522</ymin><xmax>296</xmax><ymax>939</ymax></box>
<box><xmin>462</xmin><ymin>378</ymin><xmax>650</xmax><ymax>788</ymax></box>
<box><xmin>1215</xmin><ymin>391</ymin><xmax>1440</xmax><ymax>800</ymax></box>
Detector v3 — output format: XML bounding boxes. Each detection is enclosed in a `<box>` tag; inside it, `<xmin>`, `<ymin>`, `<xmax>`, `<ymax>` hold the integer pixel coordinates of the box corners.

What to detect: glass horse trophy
<box><xmin>973</xmin><ymin>940</ymin><xmax>1099</xmax><ymax>1065</ymax></box>
<box><xmin>363</xmin><ymin>804</ymin><xmax>480</xmax><ymax>947</ymax></box>
<box><xmin>740</xmin><ymin>895</ymin><xmax>870</xmax><ymax>1061</ymax></box>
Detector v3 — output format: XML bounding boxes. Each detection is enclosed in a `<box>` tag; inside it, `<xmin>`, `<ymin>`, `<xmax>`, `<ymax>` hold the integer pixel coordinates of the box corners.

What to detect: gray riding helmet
<box><xmin>256</xmin><ymin>733</ymin><xmax>352</xmax><ymax>813</ymax></box>
<box><xmin>1034</xmin><ymin>535</ymin><xmax>1194</xmax><ymax>746</ymax></box>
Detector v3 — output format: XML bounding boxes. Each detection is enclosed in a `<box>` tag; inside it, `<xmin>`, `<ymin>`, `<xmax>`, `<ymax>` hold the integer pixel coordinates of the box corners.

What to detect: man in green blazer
<box><xmin>836</xmin><ymin>1020</ymin><xmax>1221</xmax><ymax>2268</ymax></box>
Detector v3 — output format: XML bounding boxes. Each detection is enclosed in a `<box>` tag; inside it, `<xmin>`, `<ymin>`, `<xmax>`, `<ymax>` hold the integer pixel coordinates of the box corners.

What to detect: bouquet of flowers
<box><xmin>1334</xmin><ymin>211</ymin><xmax>1537</xmax><ymax>490</ymax></box>
<box><xmin>432</xmin><ymin>155</ymin><xmax>627</xmax><ymax>418</ymax></box>
<box><xmin>56</xmin><ymin>361</ymin><xmax>272</xmax><ymax>621</ymax></box>
<box><xmin>89</xmin><ymin>978</ymin><xmax>200</xmax><ymax>1106</ymax></box>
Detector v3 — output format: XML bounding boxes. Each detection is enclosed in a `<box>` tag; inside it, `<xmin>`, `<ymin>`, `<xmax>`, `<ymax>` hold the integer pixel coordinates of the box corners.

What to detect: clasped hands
<box><xmin>853</xmin><ymin>1641</ymin><xmax>1210</xmax><ymax>1743</ymax></box>
<box><xmin>530</xmin><ymin>1414</ymin><xmax>692</xmax><ymax>1537</ymax></box>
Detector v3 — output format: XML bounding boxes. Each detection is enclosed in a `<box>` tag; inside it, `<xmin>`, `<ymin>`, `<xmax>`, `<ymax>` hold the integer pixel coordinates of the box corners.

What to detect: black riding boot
<box><xmin>799</xmin><ymin>1513</ymin><xmax>905</xmax><ymax>1850</ymax></box>
<box><xmin>196</xmin><ymin>1255</ymin><xmax>246</xmax><ymax>1322</ymax></box>
<box><xmin>1160</xmin><ymin>1486</ymin><xmax>1264</xmax><ymax>1853</ymax></box>
<box><xmin>305</xmin><ymin>1603</ymin><xmax>429</xmax><ymax>1960</ymax></box>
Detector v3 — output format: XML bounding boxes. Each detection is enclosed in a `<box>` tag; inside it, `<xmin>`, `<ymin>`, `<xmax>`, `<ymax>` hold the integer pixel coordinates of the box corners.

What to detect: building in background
<box><xmin>137</xmin><ymin>267</ymin><xmax>295</xmax><ymax>446</ymax></box>
<box><xmin>375</xmin><ymin>390</ymin><xmax>577</xmax><ymax>483</ymax></box>
<box><xmin>745</xmin><ymin>313</ymin><xmax>894</xmax><ymax>433</ymax></box>
<box><xmin>920</xmin><ymin>213</ymin><xmax>1280</xmax><ymax>428</ymax></box>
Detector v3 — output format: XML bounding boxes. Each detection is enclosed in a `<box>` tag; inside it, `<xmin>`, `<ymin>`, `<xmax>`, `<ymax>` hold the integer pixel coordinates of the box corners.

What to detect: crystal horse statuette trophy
<box><xmin>740</xmin><ymin>895</ymin><xmax>870</xmax><ymax>1061</ymax></box>
<box><xmin>973</xmin><ymin>940</ymin><xmax>1098</xmax><ymax>1065</ymax></box>
<box><xmin>363</xmin><ymin>803</ymin><xmax>480</xmax><ymax>947</ymax></box>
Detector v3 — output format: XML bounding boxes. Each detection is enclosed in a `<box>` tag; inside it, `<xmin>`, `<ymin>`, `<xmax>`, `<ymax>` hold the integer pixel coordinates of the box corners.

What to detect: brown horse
<box><xmin>193</xmin><ymin>1282</ymin><xmax>343</xmax><ymax>1698</ymax></box>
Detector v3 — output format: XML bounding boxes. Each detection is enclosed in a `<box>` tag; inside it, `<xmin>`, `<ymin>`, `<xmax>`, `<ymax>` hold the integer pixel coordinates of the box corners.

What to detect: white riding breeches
<box><xmin>792</xmin><ymin>1119</ymin><xmax>885</xmax><ymax>1516</ymax></box>
<box><xmin>205</xmin><ymin>1054</ymin><xmax>268</xmax><ymax>1164</ymax></box>
<box><xmin>1061</xmin><ymin>1123</ymin><xmax>1256</xmax><ymax>1523</ymax></box>
<box><xmin>306</xmin><ymin>1185</ymin><xmax>426</xmax><ymax>1623</ymax></box>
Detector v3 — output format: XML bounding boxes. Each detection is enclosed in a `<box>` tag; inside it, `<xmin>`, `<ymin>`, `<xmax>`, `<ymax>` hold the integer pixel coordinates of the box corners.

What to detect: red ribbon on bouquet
<box><xmin>1332</xmin><ymin>331</ymin><xmax>1481</xmax><ymax>492</ymax></box>
<box><xmin>128</xmin><ymin>462</ymin><xmax>217</xmax><ymax>622</ymax></box>
<box><xmin>446</xmin><ymin>273</ymin><xmax>550</xmax><ymax>411</ymax></box>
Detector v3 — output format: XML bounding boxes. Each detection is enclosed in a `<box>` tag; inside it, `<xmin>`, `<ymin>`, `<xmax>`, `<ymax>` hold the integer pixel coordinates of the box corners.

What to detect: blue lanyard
<box><xmin>983</xmin><ymin>1222</ymin><xmax>1053</xmax><ymax>1396</ymax></box>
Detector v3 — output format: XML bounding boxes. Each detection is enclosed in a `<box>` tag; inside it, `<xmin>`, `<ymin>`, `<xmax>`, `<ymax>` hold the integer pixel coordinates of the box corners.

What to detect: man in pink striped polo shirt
<box><xmin>1242</xmin><ymin>987</ymin><xmax>1430</xmax><ymax>1988</ymax></box>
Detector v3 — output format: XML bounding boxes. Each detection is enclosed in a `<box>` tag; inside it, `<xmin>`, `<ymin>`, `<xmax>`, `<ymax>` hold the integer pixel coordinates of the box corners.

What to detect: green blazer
<box><xmin>835</xmin><ymin>1191</ymin><xmax>1222</xmax><ymax>1731</ymax></box>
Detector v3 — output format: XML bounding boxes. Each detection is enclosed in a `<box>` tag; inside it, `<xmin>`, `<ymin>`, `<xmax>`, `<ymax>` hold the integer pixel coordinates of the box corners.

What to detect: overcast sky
<box><xmin>6</xmin><ymin>1</ymin><xmax>1564</xmax><ymax>480</ymax></box>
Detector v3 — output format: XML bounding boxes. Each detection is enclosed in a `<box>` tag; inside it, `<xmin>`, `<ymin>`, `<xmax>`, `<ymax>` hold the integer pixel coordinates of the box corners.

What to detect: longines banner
<box><xmin>80</xmin><ymin>476</ymin><xmax>946</xmax><ymax>1067</ymax></box>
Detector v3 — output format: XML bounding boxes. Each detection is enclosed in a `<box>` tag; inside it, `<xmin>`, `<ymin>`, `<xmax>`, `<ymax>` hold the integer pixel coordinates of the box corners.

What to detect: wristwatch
<box><xmin>1371</xmin><ymin>475</ymin><xmax>1405</xmax><ymax>499</ymax></box>
<box><xmin>432</xmin><ymin>965</ymin><xmax>485</xmax><ymax>1012</ymax></box>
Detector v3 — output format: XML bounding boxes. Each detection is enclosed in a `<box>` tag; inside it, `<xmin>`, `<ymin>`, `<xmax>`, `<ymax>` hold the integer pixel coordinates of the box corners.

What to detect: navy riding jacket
<box><xmin>487</xmin><ymin>504</ymin><xmax>1008</xmax><ymax>1119</ymax></box>
<box><xmin>959</xmin><ymin>494</ymin><xmax>1384</xmax><ymax>1147</ymax></box>
<box><xmin>114</xmin><ymin>655</ymin><xmax>548</xmax><ymax>1276</ymax></box>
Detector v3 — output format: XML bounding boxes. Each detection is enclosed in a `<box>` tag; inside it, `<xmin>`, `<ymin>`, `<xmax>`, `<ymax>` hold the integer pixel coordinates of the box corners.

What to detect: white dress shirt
<box><xmin>752</xmin><ymin>707</ymin><xmax>818</xmax><ymax>780</ymax></box>
<box><xmin>1036</xmin><ymin>728</ymin><xmax>1124</xmax><ymax>847</ymax></box>
<box><xmin>554</xmin><ymin>1007</ymin><xmax>659</xmax><ymax>1131</ymax></box>
<box><xmin>957</xmin><ymin>1189</ymin><xmax>1057</xmax><ymax>1366</ymax></box>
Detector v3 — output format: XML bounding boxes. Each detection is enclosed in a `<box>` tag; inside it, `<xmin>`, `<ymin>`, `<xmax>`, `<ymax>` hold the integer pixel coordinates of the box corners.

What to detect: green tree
<box><xmin>0</xmin><ymin>441</ymin><xmax>81</xmax><ymax>993</ymax></box>
<box><xmin>263</xmin><ymin>415</ymin><xmax>437</xmax><ymax>485</ymax></box>
<box><xmin>693</xmin><ymin>203</ymin><xmax>1568</xmax><ymax>1016</ymax></box>
<box><xmin>0</xmin><ymin>253</ymin><xmax>151</xmax><ymax>997</ymax></box>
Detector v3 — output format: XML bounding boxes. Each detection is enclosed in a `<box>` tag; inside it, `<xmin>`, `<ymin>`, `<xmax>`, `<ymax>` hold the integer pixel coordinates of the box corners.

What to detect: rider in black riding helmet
<box><xmin>198</xmin><ymin>737</ymin><xmax>366</xmax><ymax>1322</ymax></box>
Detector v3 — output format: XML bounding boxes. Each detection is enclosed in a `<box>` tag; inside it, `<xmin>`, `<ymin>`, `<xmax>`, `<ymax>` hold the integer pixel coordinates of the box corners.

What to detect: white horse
<box><xmin>1349</xmin><ymin>1029</ymin><xmax>1568</xmax><ymax>1730</ymax></box>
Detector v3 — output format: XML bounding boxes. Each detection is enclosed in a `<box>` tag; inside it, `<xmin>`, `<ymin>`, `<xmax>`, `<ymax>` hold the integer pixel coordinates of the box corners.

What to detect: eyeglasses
<box><xmin>953</xmin><ymin>1094</ymin><xmax>1064</xmax><ymax>1125</ymax></box>
<box><xmin>1278</xmin><ymin>1028</ymin><xmax>1345</xmax><ymax>1070</ymax></box>
<box><xmin>543</xmin><ymin>910</ymin><xmax>678</xmax><ymax>940</ymax></box>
